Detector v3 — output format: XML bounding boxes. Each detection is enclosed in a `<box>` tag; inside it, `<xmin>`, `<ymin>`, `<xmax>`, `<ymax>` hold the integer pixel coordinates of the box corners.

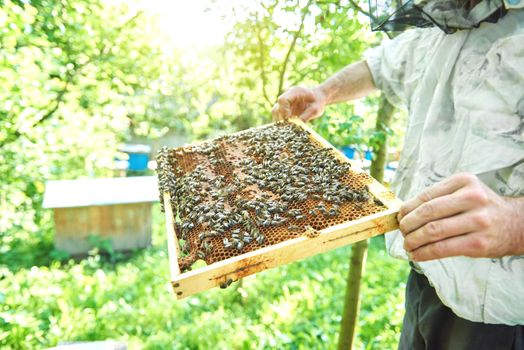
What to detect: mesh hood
<box><xmin>369</xmin><ymin>0</ymin><xmax>507</xmax><ymax>33</ymax></box>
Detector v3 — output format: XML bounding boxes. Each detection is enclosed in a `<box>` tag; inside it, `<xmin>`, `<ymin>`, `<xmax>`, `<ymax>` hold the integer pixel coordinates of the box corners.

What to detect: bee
<box><xmin>219</xmin><ymin>278</ymin><xmax>233</xmax><ymax>289</ymax></box>
<box><xmin>203</xmin><ymin>241</ymin><xmax>214</xmax><ymax>254</ymax></box>
<box><xmin>236</xmin><ymin>240</ymin><xmax>245</xmax><ymax>251</ymax></box>
<box><xmin>289</xmin><ymin>209</ymin><xmax>302</xmax><ymax>216</ymax></box>
<box><xmin>304</xmin><ymin>225</ymin><xmax>319</xmax><ymax>238</ymax></box>
<box><xmin>182</xmin><ymin>242</ymin><xmax>190</xmax><ymax>254</ymax></box>
<box><xmin>374</xmin><ymin>198</ymin><xmax>384</xmax><ymax>206</ymax></box>
<box><xmin>223</xmin><ymin>238</ymin><xmax>233</xmax><ymax>249</ymax></box>
<box><xmin>160</xmin><ymin>120</ymin><xmax>381</xmax><ymax>273</ymax></box>
<box><xmin>328</xmin><ymin>208</ymin><xmax>339</xmax><ymax>217</ymax></box>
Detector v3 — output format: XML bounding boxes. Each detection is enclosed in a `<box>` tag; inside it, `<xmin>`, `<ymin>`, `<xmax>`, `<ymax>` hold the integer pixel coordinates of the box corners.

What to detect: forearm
<box><xmin>272</xmin><ymin>60</ymin><xmax>377</xmax><ymax>121</ymax></box>
<box><xmin>316</xmin><ymin>60</ymin><xmax>377</xmax><ymax>105</ymax></box>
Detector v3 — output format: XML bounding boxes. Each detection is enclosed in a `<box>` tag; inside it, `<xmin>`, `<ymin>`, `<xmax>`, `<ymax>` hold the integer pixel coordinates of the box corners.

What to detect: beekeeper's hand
<box><xmin>271</xmin><ymin>61</ymin><xmax>377</xmax><ymax>122</ymax></box>
<box><xmin>272</xmin><ymin>86</ymin><xmax>327</xmax><ymax>122</ymax></box>
<box><xmin>398</xmin><ymin>173</ymin><xmax>524</xmax><ymax>262</ymax></box>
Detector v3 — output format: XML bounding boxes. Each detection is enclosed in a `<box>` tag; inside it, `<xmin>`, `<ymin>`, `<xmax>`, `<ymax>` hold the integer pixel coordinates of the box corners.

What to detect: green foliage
<box><xmin>216</xmin><ymin>0</ymin><xmax>383</xmax><ymax>130</ymax></box>
<box><xmin>312</xmin><ymin>112</ymin><xmax>395</xmax><ymax>160</ymax></box>
<box><xmin>87</xmin><ymin>235</ymin><xmax>115</xmax><ymax>256</ymax></box>
<box><xmin>0</xmin><ymin>0</ymin><xmax>408</xmax><ymax>348</ymax></box>
<box><xmin>221</xmin><ymin>0</ymin><xmax>402</xmax><ymax>160</ymax></box>
<box><xmin>313</xmin><ymin>114</ymin><xmax>366</xmax><ymax>148</ymax></box>
<box><xmin>0</xmin><ymin>0</ymin><xmax>153</xmax><ymax>237</ymax></box>
<box><xmin>0</xmin><ymin>207</ymin><xmax>408</xmax><ymax>349</ymax></box>
<box><xmin>87</xmin><ymin>235</ymin><xmax>128</xmax><ymax>263</ymax></box>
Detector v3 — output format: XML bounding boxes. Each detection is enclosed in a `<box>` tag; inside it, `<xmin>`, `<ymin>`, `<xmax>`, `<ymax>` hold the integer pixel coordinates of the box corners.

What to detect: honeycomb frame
<box><xmin>162</xmin><ymin>118</ymin><xmax>402</xmax><ymax>299</ymax></box>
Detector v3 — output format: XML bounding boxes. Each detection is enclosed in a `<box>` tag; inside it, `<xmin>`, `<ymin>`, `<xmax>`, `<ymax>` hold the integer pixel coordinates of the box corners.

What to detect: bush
<box><xmin>0</xmin><ymin>205</ymin><xmax>408</xmax><ymax>349</ymax></box>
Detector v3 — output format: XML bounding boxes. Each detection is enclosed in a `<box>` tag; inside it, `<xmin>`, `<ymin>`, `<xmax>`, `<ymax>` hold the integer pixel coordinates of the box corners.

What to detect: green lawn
<box><xmin>1</xmin><ymin>205</ymin><xmax>409</xmax><ymax>349</ymax></box>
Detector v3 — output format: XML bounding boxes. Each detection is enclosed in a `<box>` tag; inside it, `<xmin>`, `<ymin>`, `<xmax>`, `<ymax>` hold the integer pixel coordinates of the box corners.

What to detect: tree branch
<box><xmin>0</xmin><ymin>75</ymin><xmax>72</xmax><ymax>148</ymax></box>
<box><xmin>34</xmin><ymin>77</ymin><xmax>72</xmax><ymax>128</ymax></box>
<box><xmin>276</xmin><ymin>0</ymin><xmax>313</xmax><ymax>99</ymax></box>
<box><xmin>335</xmin><ymin>0</ymin><xmax>394</xmax><ymax>39</ymax></box>
<box><xmin>257</xmin><ymin>25</ymin><xmax>273</xmax><ymax>106</ymax></box>
<box><xmin>289</xmin><ymin>65</ymin><xmax>316</xmax><ymax>86</ymax></box>
<box><xmin>346</xmin><ymin>0</ymin><xmax>373</xmax><ymax>19</ymax></box>
<box><xmin>1</xmin><ymin>10</ymin><xmax>145</xmax><ymax>148</ymax></box>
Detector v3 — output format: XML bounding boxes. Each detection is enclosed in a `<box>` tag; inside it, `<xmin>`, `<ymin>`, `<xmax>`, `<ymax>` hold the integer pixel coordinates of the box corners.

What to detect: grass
<box><xmin>0</xmin><ymin>205</ymin><xmax>409</xmax><ymax>349</ymax></box>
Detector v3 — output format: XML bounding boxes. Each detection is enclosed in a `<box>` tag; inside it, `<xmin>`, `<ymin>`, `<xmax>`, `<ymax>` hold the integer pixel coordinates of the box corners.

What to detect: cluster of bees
<box><xmin>157</xmin><ymin>121</ymin><xmax>374</xmax><ymax>271</ymax></box>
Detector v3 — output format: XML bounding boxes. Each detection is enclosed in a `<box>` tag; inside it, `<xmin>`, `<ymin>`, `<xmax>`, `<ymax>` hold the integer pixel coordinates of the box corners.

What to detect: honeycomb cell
<box><xmin>157</xmin><ymin>121</ymin><xmax>387</xmax><ymax>272</ymax></box>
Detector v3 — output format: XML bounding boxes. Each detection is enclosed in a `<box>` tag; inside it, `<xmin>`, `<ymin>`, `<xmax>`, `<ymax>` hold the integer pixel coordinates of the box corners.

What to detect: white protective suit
<box><xmin>364</xmin><ymin>8</ymin><xmax>524</xmax><ymax>324</ymax></box>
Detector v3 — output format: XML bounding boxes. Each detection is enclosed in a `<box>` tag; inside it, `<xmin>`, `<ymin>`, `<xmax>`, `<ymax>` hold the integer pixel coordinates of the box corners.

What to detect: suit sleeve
<box><xmin>363</xmin><ymin>29</ymin><xmax>437</xmax><ymax>109</ymax></box>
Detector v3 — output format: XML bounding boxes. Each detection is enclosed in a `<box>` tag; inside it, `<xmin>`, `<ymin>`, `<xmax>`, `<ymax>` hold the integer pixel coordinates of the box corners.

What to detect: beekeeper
<box><xmin>273</xmin><ymin>0</ymin><xmax>524</xmax><ymax>347</ymax></box>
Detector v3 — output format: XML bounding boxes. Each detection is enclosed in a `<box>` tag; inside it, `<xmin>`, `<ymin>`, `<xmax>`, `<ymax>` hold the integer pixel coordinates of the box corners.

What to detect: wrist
<box><xmin>503</xmin><ymin>196</ymin><xmax>524</xmax><ymax>255</ymax></box>
<box><xmin>313</xmin><ymin>85</ymin><xmax>330</xmax><ymax>106</ymax></box>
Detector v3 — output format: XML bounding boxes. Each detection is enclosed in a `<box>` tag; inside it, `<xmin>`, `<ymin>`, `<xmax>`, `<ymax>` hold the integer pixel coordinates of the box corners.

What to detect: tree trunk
<box><xmin>337</xmin><ymin>239</ymin><xmax>368</xmax><ymax>350</ymax></box>
<box><xmin>337</xmin><ymin>95</ymin><xmax>394</xmax><ymax>349</ymax></box>
<box><xmin>370</xmin><ymin>97</ymin><xmax>395</xmax><ymax>184</ymax></box>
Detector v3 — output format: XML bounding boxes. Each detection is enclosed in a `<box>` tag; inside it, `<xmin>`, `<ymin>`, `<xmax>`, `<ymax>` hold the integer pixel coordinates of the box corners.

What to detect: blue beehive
<box><xmin>121</xmin><ymin>144</ymin><xmax>152</xmax><ymax>171</ymax></box>
<box><xmin>341</xmin><ymin>146</ymin><xmax>356</xmax><ymax>159</ymax></box>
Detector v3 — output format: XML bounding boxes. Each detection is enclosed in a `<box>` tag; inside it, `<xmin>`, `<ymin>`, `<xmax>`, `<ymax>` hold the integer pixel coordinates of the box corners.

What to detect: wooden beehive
<box><xmin>160</xmin><ymin>118</ymin><xmax>402</xmax><ymax>299</ymax></box>
<box><xmin>43</xmin><ymin>176</ymin><xmax>159</xmax><ymax>255</ymax></box>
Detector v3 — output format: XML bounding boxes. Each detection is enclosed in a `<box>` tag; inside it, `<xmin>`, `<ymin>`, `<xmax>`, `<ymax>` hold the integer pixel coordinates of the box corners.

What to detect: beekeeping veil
<box><xmin>369</xmin><ymin>0</ymin><xmax>515</xmax><ymax>33</ymax></box>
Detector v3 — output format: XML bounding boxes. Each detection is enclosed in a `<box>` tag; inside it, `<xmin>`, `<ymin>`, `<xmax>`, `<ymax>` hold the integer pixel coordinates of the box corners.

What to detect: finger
<box><xmin>271</xmin><ymin>94</ymin><xmax>291</xmax><ymax>121</ymax></box>
<box><xmin>276</xmin><ymin>95</ymin><xmax>293</xmax><ymax>119</ymax></box>
<box><xmin>271</xmin><ymin>100</ymin><xmax>290</xmax><ymax>121</ymax></box>
<box><xmin>272</xmin><ymin>102</ymin><xmax>289</xmax><ymax>121</ymax></box>
<box><xmin>398</xmin><ymin>173</ymin><xmax>475</xmax><ymax>221</ymax></box>
<box><xmin>409</xmin><ymin>232</ymin><xmax>490</xmax><ymax>262</ymax></box>
<box><xmin>403</xmin><ymin>210</ymin><xmax>487</xmax><ymax>252</ymax></box>
<box><xmin>271</xmin><ymin>103</ymin><xmax>280</xmax><ymax>121</ymax></box>
<box><xmin>299</xmin><ymin>103</ymin><xmax>321</xmax><ymax>122</ymax></box>
<box><xmin>399</xmin><ymin>188</ymin><xmax>484</xmax><ymax>235</ymax></box>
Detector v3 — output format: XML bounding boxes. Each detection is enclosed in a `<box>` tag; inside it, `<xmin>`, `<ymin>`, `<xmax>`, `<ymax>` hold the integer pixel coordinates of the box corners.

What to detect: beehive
<box><xmin>158</xmin><ymin>118</ymin><xmax>402</xmax><ymax>298</ymax></box>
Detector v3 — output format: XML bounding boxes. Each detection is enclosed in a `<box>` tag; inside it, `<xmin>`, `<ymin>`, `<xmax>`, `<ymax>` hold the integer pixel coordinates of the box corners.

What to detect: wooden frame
<box><xmin>164</xmin><ymin>118</ymin><xmax>402</xmax><ymax>299</ymax></box>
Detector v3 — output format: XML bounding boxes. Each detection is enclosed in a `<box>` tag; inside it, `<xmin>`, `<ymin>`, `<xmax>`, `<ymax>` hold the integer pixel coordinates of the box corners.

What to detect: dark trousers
<box><xmin>399</xmin><ymin>269</ymin><xmax>524</xmax><ymax>350</ymax></box>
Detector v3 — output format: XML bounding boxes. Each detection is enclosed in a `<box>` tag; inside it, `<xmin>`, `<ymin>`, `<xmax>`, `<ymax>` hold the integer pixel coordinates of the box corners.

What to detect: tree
<box><xmin>338</xmin><ymin>96</ymin><xmax>395</xmax><ymax>350</ymax></box>
<box><xmin>223</xmin><ymin>2</ymin><xmax>399</xmax><ymax>349</ymax></box>
<box><xmin>0</xmin><ymin>0</ymin><xmax>166</xmax><ymax>267</ymax></box>
<box><xmin>222</xmin><ymin>0</ymin><xmax>380</xmax><ymax>128</ymax></box>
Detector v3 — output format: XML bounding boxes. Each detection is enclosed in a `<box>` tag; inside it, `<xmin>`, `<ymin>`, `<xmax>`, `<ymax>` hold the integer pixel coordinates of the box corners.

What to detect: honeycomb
<box><xmin>157</xmin><ymin>121</ymin><xmax>386</xmax><ymax>272</ymax></box>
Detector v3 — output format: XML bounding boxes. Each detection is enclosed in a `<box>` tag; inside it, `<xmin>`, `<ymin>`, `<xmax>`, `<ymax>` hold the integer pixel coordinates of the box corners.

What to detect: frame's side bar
<box><xmin>367</xmin><ymin>180</ymin><xmax>403</xmax><ymax>211</ymax></box>
<box><xmin>172</xmin><ymin>207</ymin><xmax>399</xmax><ymax>299</ymax></box>
<box><xmin>164</xmin><ymin>193</ymin><xmax>181</xmax><ymax>279</ymax></box>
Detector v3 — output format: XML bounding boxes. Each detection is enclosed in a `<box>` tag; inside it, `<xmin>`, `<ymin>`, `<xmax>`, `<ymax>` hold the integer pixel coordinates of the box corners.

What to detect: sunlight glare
<box><xmin>137</xmin><ymin>0</ymin><xmax>231</xmax><ymax>48</ymax></box>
